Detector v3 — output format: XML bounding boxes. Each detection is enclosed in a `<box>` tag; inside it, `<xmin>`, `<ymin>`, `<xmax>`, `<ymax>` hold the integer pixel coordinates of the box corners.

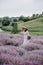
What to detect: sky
<box><xmin>0</xmin><ymin>0</ymin><xmax>43</xmax><ymax>17</ymax></box>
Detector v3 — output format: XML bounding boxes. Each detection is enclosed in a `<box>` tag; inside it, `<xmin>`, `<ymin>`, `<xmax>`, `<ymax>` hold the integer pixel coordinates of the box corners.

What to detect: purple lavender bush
<box><xmin>0</xmin><ymin>33</ymin><xmax>43</xmax><ymax>65</ymax></box>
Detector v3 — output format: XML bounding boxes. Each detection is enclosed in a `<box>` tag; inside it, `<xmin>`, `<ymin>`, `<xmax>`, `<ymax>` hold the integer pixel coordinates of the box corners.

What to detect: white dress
<box><xmin>22</xmin><ymin>31</ymin><xmax>30</xmax><ymax>46</ymax></box>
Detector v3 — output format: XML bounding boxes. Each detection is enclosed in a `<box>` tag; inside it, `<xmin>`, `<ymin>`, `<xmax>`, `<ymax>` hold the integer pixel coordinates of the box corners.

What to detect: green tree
<box><xmin>35</xmin><ymin>14</ymin><xmax>39</xmax><ymax>18</ymax></box>
<box><xmin>19</xmin><ymin>16</ymin><xmax>30</xmax><ymax>22</ymax></box>
<box><xmin>12</xmin><ymin>23</ymin><xmax>18</xmax><ymax>34</ymax></box>
<box><xmin>41</xmin><ymin>12</ymin><xmax>43</xmax><ymax>17</ymax></box>
<box><xmin>19</xmin><ymin>16</ymin><xmax>24</xmax><ymax>21</ymax></box>
<box><xmin>24</xmin><ymin>17</ymin><xmax>30</xmax><ymax>22</ymax></box>
<box><xmin>13</xmin><ymin>18</ymin><xmax>18</xmax><ymax>22</ymax></box>
<box><xmin>2</xmin><ymin>17</ymin><xmax>10</xmax><ymax>26</ymax></box>
<box><xmin>32</xmin><ymin>14</ymin><xmax>36</xmax><ymax>19</ymax></box>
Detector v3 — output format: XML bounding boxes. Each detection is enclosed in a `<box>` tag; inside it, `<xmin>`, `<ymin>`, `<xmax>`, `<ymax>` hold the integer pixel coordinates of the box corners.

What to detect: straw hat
<box><xmin>22</xmin><ymin>26</ymin><xmax>28</xmax><ymax>30</ymax></box>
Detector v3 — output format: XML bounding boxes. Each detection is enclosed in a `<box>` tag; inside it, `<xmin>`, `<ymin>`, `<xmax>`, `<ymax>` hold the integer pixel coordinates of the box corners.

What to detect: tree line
<box><xmin>0</xmin><ymin>12</ymin><xmax>43</xmax><ymax>26</ymax></box>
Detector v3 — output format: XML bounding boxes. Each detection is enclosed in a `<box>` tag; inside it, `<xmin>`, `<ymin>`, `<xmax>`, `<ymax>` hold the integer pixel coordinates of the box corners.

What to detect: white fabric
<box><xmin>22</xmin><ymin>31</ymin><xmax>30</xmax><ymax>46</ymax></box>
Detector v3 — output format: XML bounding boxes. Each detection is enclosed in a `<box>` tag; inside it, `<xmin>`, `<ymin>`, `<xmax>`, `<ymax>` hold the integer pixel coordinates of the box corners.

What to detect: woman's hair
<box><xmin>24</xmin><ymin>29</ymin><xmax>28</xmax><ymax>32</ymax></box>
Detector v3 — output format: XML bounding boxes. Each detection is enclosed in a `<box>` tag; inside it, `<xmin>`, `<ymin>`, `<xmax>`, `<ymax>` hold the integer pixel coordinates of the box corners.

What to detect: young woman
<box><xmin>22</xmin><ymin>26</ymin><xmax>31</xmax><ymax>46</ymax></box>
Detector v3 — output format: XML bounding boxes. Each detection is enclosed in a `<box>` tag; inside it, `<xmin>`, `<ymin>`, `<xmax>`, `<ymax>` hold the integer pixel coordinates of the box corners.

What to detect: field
<box><xmin>0</xmin><ymin>33</ymin><xmax>43</xmax><ymax>65</ymax></box>
<box><xmin>1</xmin><ymin>17</ymin><xmax>43</xmax><ymax>35</ymax></box>
<box><xmin>0</xmin><ymin>17</ymin><xmax>43</xmax><ymax>65</ymax></box>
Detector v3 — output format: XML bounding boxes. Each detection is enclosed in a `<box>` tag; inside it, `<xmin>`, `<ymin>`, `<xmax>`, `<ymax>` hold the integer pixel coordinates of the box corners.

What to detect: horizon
<box><xmin>0</xmin><ymin>12</ymin><xmax>42</xmax><ymax>18</ymax></box>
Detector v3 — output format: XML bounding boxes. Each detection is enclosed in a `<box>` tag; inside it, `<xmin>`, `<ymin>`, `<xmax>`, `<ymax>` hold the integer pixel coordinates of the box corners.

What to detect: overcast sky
<box><xmin>0</xmin><ymin>0</ymin><xmax>43</xmax><ymax>17</ymax></box>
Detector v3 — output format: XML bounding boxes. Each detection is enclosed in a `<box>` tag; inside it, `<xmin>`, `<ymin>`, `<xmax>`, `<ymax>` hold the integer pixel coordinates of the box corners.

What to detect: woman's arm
<box><xmin>27</xmin><ymin>31</ymin><xmax>31</xmax><ymax>40</ymax></box>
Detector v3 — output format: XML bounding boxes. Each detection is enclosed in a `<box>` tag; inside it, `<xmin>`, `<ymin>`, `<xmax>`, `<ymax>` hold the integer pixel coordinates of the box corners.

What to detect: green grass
<box><xmin>0</xmin><ymin>17</ymin><xmax>43</xmax><ymax>36</ymax></box>
<box><xmin>18</xmin><ymin>17</ymin><xmax>43</xmax><ymax>36</ymax></box>
<box><xmin>30</xmin><ymin>32</ymin><xmax>43</xmax><ymax>36</ymax></box>
<box><xmin>2</xmin><ymin>26</ymin><xmax>13</xmax><ymax>31</ymax></box>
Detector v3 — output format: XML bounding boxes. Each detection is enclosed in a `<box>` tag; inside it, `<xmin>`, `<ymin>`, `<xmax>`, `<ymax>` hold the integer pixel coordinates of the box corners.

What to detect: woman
<box><xmin>22</xmin><ymin>26</ymin><xmax>31</xmax><ymax>46</ymax></box>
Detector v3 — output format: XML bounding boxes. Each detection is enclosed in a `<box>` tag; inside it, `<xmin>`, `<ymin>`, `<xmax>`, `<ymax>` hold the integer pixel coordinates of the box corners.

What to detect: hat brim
<box><xmin>22</xmin><ymin>27</ymin><xmax>28</xmax><ymax>30</ymax></box>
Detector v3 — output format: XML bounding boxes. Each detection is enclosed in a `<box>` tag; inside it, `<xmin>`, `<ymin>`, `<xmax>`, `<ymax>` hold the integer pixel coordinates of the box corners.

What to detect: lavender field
<box><xmin>0</xmin><ymin>33</ymin><xmax>43</xmax><ymax>65</ymax></box>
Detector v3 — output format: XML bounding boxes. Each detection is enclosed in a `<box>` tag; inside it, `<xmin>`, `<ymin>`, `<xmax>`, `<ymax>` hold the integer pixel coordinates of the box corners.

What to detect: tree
<box><xmin>13</xmin><ymin>18</ymin><xmax>18</xmax><ymax>22</ymax></box>
<box><xmin>23</xmin><ymin>17</ymin><xmax>30</xmax><ymax>22</ymax></box>
<box><xmin>19</xmin><ymin>16</ymin><xmax>30</xmax><ymax>22</ymax></box>
<box><xmin>19</xmin><ymin>16</ymin><xmax>24</xmax><ymax>21</ymax></box>
<box><xmin>2</xmin><ymin>20</ymin><xmax>10</xmax><ymax>26</ymax></box>
<box><xmin>12</xmin><ymin>23</ymin><xmax>18</xmax><ymax>34</ymax></box>
<box><xmin>2</xmin><ymin>17</ymin><xmax>10</xmax><ymax>26</ymax></box>
<box><xmin>32</xmin><ymin>14</ymin><xmax>36</xmax><ymax>19</ymax></box>
<box><xmin>41</xmin><ymin>12</ymin><xmax>43</xmax><ymax>17</ymax></box>
<box><xmin>35</xmin><ymin>14</ymin><xmax>39</xmax><ymax>18</ymax></box>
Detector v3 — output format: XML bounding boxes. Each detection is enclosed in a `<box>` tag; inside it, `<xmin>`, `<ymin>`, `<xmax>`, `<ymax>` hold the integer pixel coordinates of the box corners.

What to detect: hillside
<box><xmin>18</xmin><ymin>17</ymin><xmax>43</xmax><ymax>36</ymax></box>
<box><xmin>0</xmin><ymin>17</ymin><xmax>43</xmax><ymax>36</ymax></box>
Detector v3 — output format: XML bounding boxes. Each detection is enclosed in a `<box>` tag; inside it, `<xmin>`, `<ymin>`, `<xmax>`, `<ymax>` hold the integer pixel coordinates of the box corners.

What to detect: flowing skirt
<box><xmin>22</xmin><ymin>37</ymin><xmax>30</xmax><ymax>47</ymax></box>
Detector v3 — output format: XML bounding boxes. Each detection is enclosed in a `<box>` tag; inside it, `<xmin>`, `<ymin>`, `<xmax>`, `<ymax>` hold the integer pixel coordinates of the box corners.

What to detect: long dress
<box><xmin>22</xmin><ymin>31</ymin><xmax>30</xmax><ymax>46</ymax></box>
